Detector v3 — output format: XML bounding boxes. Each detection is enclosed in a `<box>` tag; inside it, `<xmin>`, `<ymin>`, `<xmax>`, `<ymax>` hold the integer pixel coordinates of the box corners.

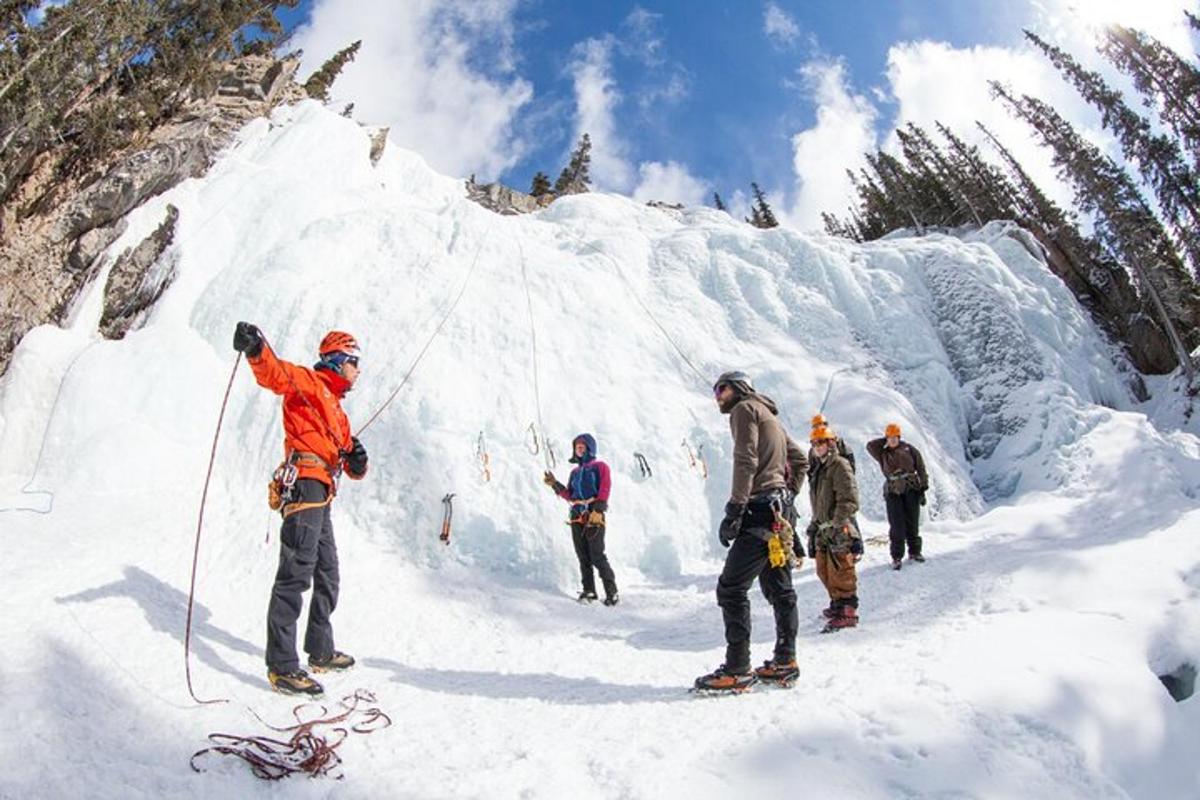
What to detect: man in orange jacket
<box><xmin>234</xmin><ymin>321</ymin><xmax>368</xmax><ymax>697</ymax></box>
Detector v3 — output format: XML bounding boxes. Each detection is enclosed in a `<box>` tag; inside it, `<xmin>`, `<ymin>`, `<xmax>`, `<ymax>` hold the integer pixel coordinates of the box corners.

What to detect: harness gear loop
<box><xmin>440</xmin><ymin>493</ymin><xmax>455</xmax><ymax>545</ymax></box>
<box><xmin>281</xmin><ymin>495</ymin><xmax>333</xmax><ymax>519</ymax></box>
<box><xmin>633</xmin><ymin>452</ymin><xmax>652</xmax><ymax>478</ymax></box>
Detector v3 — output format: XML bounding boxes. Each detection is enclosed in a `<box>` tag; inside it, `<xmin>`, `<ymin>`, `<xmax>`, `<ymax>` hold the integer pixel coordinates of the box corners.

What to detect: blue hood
<box><xmin>569</xmin><ymin>433</ymin><xmax>597</xmax><ymax>463</ymax></box>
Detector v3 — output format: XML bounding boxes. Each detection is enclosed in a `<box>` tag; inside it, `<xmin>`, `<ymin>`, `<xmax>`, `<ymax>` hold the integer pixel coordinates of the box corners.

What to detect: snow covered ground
<box><xmin>1</xmin><ymin>101</ymin><xmax>1197</xmax><ymax>799</ymax></box>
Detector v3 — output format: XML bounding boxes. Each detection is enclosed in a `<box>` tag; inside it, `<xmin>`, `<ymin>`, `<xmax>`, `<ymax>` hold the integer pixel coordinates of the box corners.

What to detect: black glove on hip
<box><xmin>719</xmin><ymin>502</ymin><xmax>745</xmax><ymax>548</ymax></box>
<box><xmin>233</xmin><ymin>321</ymin><xmax>264</xmax><ymax>357</ymax></box>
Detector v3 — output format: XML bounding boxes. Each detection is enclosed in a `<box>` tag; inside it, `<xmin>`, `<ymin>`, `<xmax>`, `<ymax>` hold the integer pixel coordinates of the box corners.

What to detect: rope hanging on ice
<box><xmin>190</xmin><ymin>689</ymin><xmax>391</xmax><ymax>781</ymax></box>
<box><xmin>356</xmin><ymin>223</ymin><xmax>494</xmax><ymax>437</ymax></box>
<box><xmin>517</xmin><ymin>238</ymin><xmax>558</xmax><ymax>472</ymax></box>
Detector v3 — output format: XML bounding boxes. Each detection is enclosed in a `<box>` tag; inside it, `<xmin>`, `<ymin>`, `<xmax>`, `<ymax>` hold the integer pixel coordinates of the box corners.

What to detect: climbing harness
<box><xmin>634</xmin><ymin>452</ymin><xmax>652</xmax><ymax>478</ymax></box>
<box><xmin>475</xmin><ymin>432</ymin><xmax>492</xmax><ymax>483</ymax></box>
<box><xmin>682</xmin><ymin>439</ymin><xmax>708</xmax><ymax>479</ymax></box>
<box><xmin>440</xmin><ymin>493</ymin><xmax>456</xmax><ymax>545</ymax></box>
<box><xmin>191</xmin><ymin>689</ymin><xmax>391</xmax><ymax>781</ymax></box>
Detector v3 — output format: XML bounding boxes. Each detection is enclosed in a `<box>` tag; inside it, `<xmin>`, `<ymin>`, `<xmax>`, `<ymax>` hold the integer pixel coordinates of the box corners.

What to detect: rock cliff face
<box><xmin>0</xmin><ymin>54</ymin><xmax>305</xmax><ymax>375</ymax></box>
<box><xmin>464</xmin><ymin>176</ymin><xmax>552</xmax><ymax>215</ymax></box>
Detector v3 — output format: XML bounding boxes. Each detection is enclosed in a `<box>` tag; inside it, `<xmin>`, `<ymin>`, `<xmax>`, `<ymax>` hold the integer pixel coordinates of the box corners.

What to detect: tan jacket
<box><xmin>728</xmin><ymin>393</ymin><xmax>807</xmax><ymax>504</ymax></box>
<box><xmin>808</xmin><ymin>452</ymin><xmax>859</xmax><ymax>529</ymax></box>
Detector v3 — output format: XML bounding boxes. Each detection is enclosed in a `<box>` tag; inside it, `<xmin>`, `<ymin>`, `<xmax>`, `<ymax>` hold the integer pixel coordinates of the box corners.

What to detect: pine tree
<box><xmin>712</xmin><ymin>191</ymin><xmax>726</xmax><ymax>211</ymax></box>
<box><xmin>1027</xmin><ymin>30</ymin><xmax>1200</xmax><ymax>276</ymax></box>
<box><xmin>529</xmin><ymin>171</ymin><xmax>551</xmax><ymax>197</ymax></box>
<box><xmin>1</xmin><ymin>1</ymin><xmax>300</xmax><ymax>199</ymax></box>
<box><xmin>1099</xmin><ymin>25</ymin><xmax>1200</xmax><ymax>167</ymax></box>
<box><xmin>749</xmin><ymin>182</ymin><xmax>778</xmax><ymax>228</ymax></box>
<box><xmin>304</xmin><ymin>40</ymin><xmax>361</xmax><ymax>102</ymax></box>
<box><xmin>992</xmin><ymin>81</ymin><xmax>1200</xmax><ymax>377</ymax></box>
<box><xmin>554</xmin><ymin>133</ymin><xmax>592</xmax><ymax>195</ymax></box>
<box><xmin>970</xmin><ymin>120</ymin><xmax>1176</xmax><ymax>371</ymax></box>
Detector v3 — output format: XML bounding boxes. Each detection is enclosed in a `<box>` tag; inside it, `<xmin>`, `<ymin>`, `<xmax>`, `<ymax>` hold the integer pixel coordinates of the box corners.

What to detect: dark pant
<box><xmin>571</xmin><ymin>522</ymin><xmax>617</xmax><ymax>598</ymax></box>
<box><xmin>885</xmin><ymin>490</ymin><xmax>922</xmax><ymax>560</ymax></box>
<box><xmin>716</xmin><ymin>530</ymin><xmax>798</xmax><ymax>671</ymax></box>
<box><xmin>266</xmin><ymin>479</ymin><xmax>340</xmax><ymax>672</ymax></box>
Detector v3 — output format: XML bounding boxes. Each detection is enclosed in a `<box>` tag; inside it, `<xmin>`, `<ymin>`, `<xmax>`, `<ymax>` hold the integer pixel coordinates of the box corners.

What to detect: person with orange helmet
<box><xmin>233</xmin><ymin>321</ymin><xmax>368</xmax><ymax>697</ymax></box>
<box><xmin>866</xmin><ymin>422</ymin><xmax>929</xmax><ymax>570</ymax></box>
<box><xmin>807</xmin><ymin>425</ymin><xmax>862</xmax><ymax>632</ymax></box>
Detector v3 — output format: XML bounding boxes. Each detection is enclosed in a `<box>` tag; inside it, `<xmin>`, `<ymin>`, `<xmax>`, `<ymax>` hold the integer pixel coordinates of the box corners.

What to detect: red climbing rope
<box><xmin>190</xmin><ymin>689</ymin><xmax>391</xmax><ymax>780</ymax></box>
<box><xmin>184</xmin><ymin>353</ymin><xmax>241</xmax><ymax>706</ymax></box>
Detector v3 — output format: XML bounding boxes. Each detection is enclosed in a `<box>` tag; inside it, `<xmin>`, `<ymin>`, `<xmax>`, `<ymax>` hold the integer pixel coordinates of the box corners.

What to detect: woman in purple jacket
<box><xmin>543</xmin><ymin>433</ymin><xmax>619</xmax><ymax>605</ymax></box>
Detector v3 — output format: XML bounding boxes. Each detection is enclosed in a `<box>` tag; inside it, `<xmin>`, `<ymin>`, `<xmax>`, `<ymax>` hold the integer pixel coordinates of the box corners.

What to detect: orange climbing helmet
<box><xmin>811</xmin><ymin>426</ymin><xmax>837</xmax><ymax>443</ymax></box>
<box><xmin>811</xmin><ymin>413</ymin><xmax>828</xmax><ymax>429</ymax></box>
<box><xmin>885</xmin><ymin>423</ymin><xmax>902</xmax><ymax>438</ymax></box>
<box><xmin>319</xmin><ymin>330</ymin><xmax>360</xmax><ymax>358</ymax></box>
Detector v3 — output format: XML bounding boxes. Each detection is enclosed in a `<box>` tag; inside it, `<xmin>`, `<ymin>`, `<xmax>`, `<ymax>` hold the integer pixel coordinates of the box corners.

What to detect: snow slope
<box><xmin>1</xmin><ymin>101</ymin><xmax>1197</xmax><ymax>799</ymax></box>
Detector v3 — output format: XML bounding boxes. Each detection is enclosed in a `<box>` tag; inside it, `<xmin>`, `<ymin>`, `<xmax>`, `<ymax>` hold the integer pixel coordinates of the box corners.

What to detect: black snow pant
<box><xmin>716</xmin><ymin>529</ymin><xmax>798</xmax><ymax>671</ymax></box>
<box><xmin>885</xmin><ymin>489</ymin><xmax>922</xmax><ymax>561</ymax></box>
<box><xmin>571</xmin><ymin>522</ymin><xmax>617</xmax><ymax>598</ymax></box>
<box><xmin>266</xmin><ymin>479</ymin><xmax>340</xmax><ymax>673</ymax></box>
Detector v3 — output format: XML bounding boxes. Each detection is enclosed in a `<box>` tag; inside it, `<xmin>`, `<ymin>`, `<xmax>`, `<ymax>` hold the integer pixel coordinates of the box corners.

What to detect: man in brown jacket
<box><xmin>808</xmin><ymin>426</ymin><xmax>862</xmax><ymax>632</ymax></box>
<box><xmin>866</xmin><ymin>423</ymin><xmax>929</xmax><ymax>570</ymax></box>
<box><xmin>694</xmin><ymin>371</ymin><xmax>807</xmax><ymax>693</ymax></box>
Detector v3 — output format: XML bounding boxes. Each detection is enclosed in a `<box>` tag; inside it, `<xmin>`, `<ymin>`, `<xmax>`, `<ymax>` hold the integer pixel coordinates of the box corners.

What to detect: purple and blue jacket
<box><xmin>557</xmin><ymin>433</ymin><xmax>611</xmax><ymax>517</ymax></box>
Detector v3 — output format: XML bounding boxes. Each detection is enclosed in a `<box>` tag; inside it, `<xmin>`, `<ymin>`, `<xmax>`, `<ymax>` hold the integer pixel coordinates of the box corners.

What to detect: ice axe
<box><xmin>440</xmin><ymin>493</ymin><xmax>456</xmax><ymax>545</ymax></box>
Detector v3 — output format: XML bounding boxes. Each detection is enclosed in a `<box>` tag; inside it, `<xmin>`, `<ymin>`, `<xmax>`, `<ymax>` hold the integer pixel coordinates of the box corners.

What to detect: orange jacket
<box><xmin>248</xmin><ymin>344</ymin><xmax>366</xmax><ymax>487</ymax></box>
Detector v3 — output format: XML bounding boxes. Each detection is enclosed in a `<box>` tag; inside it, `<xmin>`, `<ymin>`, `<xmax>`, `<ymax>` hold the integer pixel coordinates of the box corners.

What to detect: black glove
<box><xmin>232</xmin><ymin>321</ymin><xmax>263</xmax><ymax>357</ymax></box>
<box><xmin>719</xmin><ymin>502</ymin><xmax>745</xmax><ymax>548</ymax></box>
<box><xmin>849</xmin><ymin>536</ymin><xmax>864</xmax><ymax>556</ymax></box>
<box><xmin>591</xmin><ymin>499</ymin><xmax>608</xmax><ymax>513</ymax></box>
<box><xmin>919</xmin><ymin>491</ymin><xmax>927</xmax><ymax>506</ymax></box>
<box><xmin>807</xmin><ymin>534</ymin><xmax>816</xmax><ymax>558</ymax></box>
<box><xmin>344</xmin><ymin>436</ymin><xmax>368</xmax><ymax>475</ymax></box>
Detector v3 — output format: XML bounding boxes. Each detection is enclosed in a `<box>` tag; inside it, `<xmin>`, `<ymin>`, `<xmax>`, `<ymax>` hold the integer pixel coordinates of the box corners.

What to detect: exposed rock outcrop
<box><xmin>0</xmin><ymin>54</ymin><xmax>304</xmax><ymax>375</ymax></box>
<box><xmin>99</xmin><ymin>205</ymin><xmax>180</xmax><ymax>340</ymax></box>
<box><xmin>465</xmin><ymin>176</ymin><xmax>552</xmax><ymax>215</ymax></box>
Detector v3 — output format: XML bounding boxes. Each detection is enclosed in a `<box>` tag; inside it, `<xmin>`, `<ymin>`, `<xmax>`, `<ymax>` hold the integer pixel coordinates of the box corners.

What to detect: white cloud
<box><xmin>567</xmin><ymin>37</ymin><xmax>636</xmax><ymax>192</ymax></box>
<box><xmin>632</xmin><ymin>161</ymin><xmax>710</xmax><ymax>205</ymax></box>
<box><xmin>763</xmin><ymin>3</ymin><xmax>801</xmax><ymax>46</ymax></box>
<box><xmin>785</xmin><ymin>60</ymin><xmax>879</xmax><ymax>230</ymax></box>
<box><xmin>289</xmin><ymin>0</ymin><xmax>532</xmax><ymax>179</ymax></box>
<box><xmin>620</xmin><ymin>7</ymin><xmax>666</xmax><ymax>66</ymax></box>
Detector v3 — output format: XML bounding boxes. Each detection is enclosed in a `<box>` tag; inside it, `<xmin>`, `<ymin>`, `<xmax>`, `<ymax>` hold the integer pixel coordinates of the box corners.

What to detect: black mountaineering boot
<box><xmin>308</xmin><ymin>651</ymin><xmax>355</xmax><ymax>673</ymax></box>
<box><xmin>577</xmin><ymin>591</ymin><xmax>598</xmax><ymax>604</ymax></box>
<box><xmin>603</xmin><ymin>592</ymin><xmax>620</xmax><ymax>606</ymax></box>
<box><xmin>268</xmin><ymin>669</ymin><xmax>324</xmax><ymax>697</ymax></box>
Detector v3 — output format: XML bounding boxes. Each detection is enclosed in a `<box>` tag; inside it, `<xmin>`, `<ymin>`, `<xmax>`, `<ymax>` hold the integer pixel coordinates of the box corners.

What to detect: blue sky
<box><xmin>284</xmin><ymin>1</ymin><xmax>1199</xmax><ymax>228</ymax></box>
